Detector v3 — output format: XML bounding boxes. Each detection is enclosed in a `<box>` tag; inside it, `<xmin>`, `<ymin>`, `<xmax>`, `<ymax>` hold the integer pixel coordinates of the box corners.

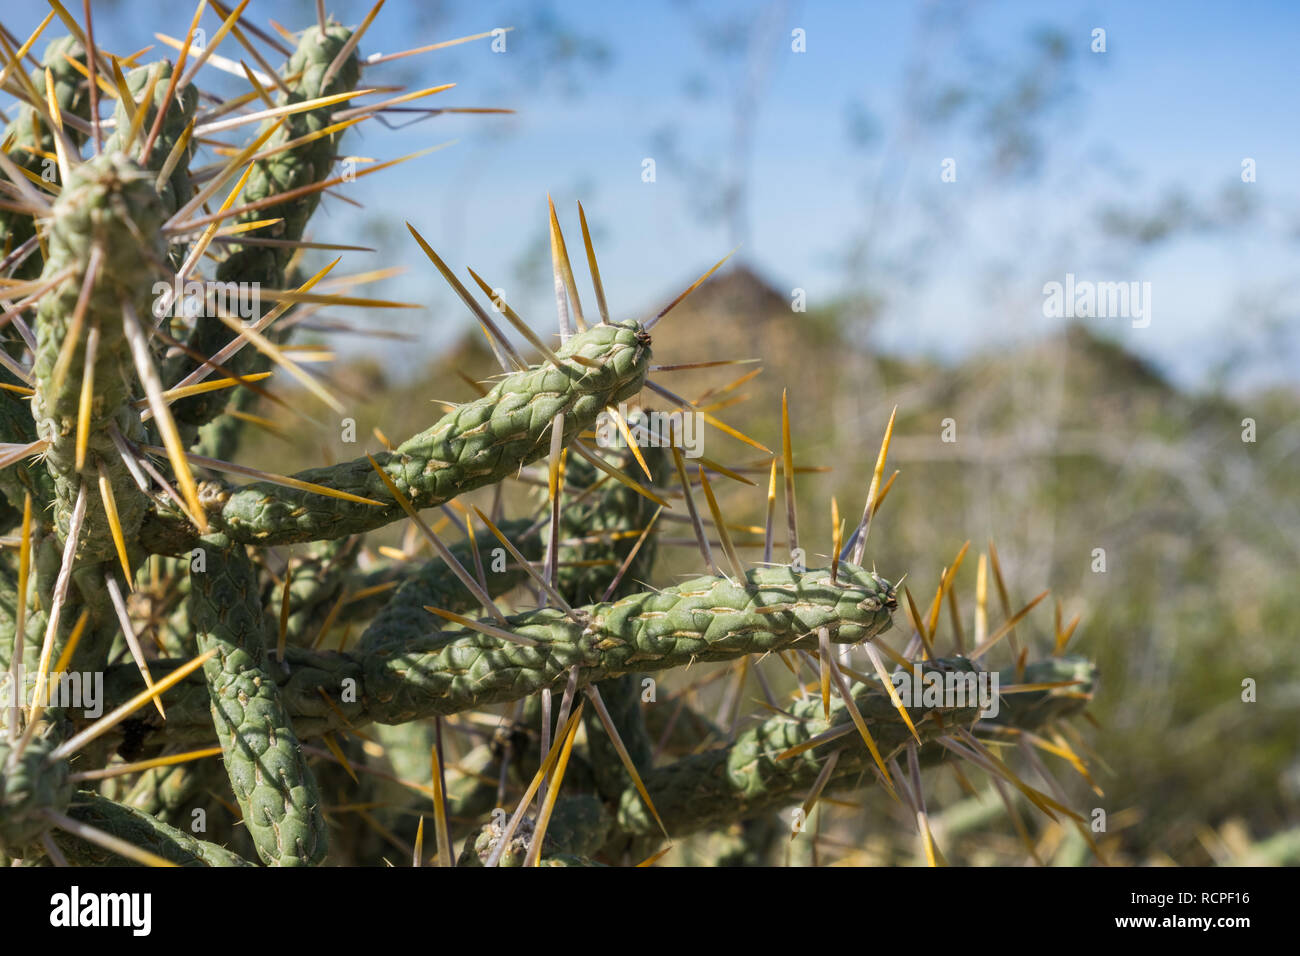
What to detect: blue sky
<box><xmin>7</xmin><ymin>0</ymin><xmax>1298</xmax><ymax>391</ymax></box>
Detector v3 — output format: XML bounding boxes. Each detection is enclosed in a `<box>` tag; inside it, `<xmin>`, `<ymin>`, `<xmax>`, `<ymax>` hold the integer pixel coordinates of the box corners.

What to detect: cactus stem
<box><xmin>42</xmin><ymin>807</ymin><xmax>176</xmax><ymax>867</ymax></box>
<box><xmin>423</xmin><ymin>605</ymin><xmax>539</xmax><ymax>649</ymax></box>
<box><xmin>144</xmin><ymin>444</ymin><xmax>383</xmax><ymax>506</ymax></box>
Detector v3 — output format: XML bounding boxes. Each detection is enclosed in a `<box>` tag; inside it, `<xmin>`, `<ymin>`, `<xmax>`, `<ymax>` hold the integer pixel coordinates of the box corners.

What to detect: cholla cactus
<box><xmin>0</xmin><ymin>3</ymin><xmax>1099</xmax><ymax>868</ymax></box>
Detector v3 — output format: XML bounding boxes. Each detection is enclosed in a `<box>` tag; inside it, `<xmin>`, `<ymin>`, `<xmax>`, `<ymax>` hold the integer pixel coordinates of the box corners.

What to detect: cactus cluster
<box><xmin>0</xmin><ymin>3</ymin><xmax>1099</xmax><ymax>867</ymax></box>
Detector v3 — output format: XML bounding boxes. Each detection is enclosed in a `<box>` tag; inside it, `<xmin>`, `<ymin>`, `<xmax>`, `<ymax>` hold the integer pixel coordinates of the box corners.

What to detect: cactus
<box><xmin>0</xmin><ymin>3</ymin><xmax>1101</xmax><ymax>869</ymax></box>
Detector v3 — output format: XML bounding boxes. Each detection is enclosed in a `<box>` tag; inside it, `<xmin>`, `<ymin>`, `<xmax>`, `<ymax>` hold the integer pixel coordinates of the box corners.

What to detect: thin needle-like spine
<box><xmin>577</xmin><ymin>201</ymin><xmax>609</xmax><ymax>323</ymax></box>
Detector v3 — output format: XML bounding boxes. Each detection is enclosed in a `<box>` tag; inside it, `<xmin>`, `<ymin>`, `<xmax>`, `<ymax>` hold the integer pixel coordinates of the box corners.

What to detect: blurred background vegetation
<box><xmin>22</xmin><ymin>0</ymin><xmax>1293</xmax><ymax>863</ymax></box>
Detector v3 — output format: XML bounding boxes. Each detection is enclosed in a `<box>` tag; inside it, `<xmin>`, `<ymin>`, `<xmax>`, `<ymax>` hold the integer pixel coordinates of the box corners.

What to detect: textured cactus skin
<box><xmin>51</xmin><ymin>792</ymin><xmax>254</xmax><ymax>867</ymax></box>
<box><xmin>0</xmin><ymin>8</ymin><xmax>1101</xmax><ymax>869</ymax></box>
<box><xmin>189</xmin><ymin>536</ymin><xmax>327</xmax><ymax>865</ymax></box>
<box><xmin>124</xmin><ymin>762</ymin><xmax>209</xmax><ymax>825</ymax></box>
<box><xmin>361</xmin><ymin>562</ymin><xmax>897</xmax><ymax>723</ymax></box>
<box><xmin>163</xmin><ymin>319</ymin><xmax>652</xmax><ymax>549</ymax></box>
<box><xmin>98</xmin><ymin>562</ymin><xmax>898</xmax><ymax>742</ymax></box>
<box><xmin>614</xmin><ymin>656</ymin><xmax>1096</xmax><ymax>837</ymax></box>
<box><xmin>32</xmin><ymin>153</ymin><xmax>166</xmax><ymax>561</ymax></box>
<box><xmin>0</xmin><ymin>737</ymin><xmax>72</xmax><ymax>851</ymax></box>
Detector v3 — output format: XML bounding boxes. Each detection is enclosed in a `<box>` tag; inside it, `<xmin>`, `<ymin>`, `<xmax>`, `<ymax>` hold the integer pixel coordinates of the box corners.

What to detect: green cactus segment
<box><xmin>0</xmin><ymin>37</ymin><xmax>90</xmax><ymax>281</ymax></box>
<box><xmin>614</xmin><ymin>656</ymin><xmax>1098</xmax><ymax>837</ymax></box>
<box><xmin>30</xmin><ymin>152</ymin><xmax>167</xmax><ymax>560</ymax></box>
<box><xmin>353</xmin><ymin>430</ymin><xmax>661</xmax><ymax>657</ymax></box>
<box><xmin>615</xmin><ymin>659</ymin><xmax>982</xmax><ymax>837</ymax></box>
<box><xmin>124</xmin><ymin>762</ymin><xmax>211</xmax><ymax>826</ymax></box>
<box><xmin>189</xmin><ymin>535</ymin><xmax>327</xmax><ymax>865</ymax></box>
<box><xmin>0</xmin><ymin>736</ymin><xmax>72</xmax><ymax>852</ymax></box>
<box><xmin>50</xmin><ymin>792</ymin><xmax>254</xmax><ymax>866</ymax></box>
<box><xmin>198</xmin><ymin>320</ymin><xmax>652</xmax><ymax>547</ymax></box>
<box><xmin>106</xmin><ymin>60</ymin><xmax>197</xmax><ymax>216</ymax></box>
<box><xmin>984</xmin><ymin>655</ymin><xmax>1098</xmax><ymax>728</ymax></box>
<box><xmin>364</xmin><ymin>562</ymin><xmax>895</xmax><ymax>723</ymax></box>
<box><xmin>102</xmin><ymin>563</ymin><xmax>897</xmax><ymax>740</ymax></box>
<box><xmin>0</xmin><ymin>47</ymin><xmax>86</xmax><ymax>503</ymax></box>
<box><xmin>169</xmin><ymin>24</ymin><xmax>362</xmax><ymax>435</ymax></box>
<box><xmin>456</xmin><ymin>794</ymin><xmax>611</xmax><ymax>866</ymax></box>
